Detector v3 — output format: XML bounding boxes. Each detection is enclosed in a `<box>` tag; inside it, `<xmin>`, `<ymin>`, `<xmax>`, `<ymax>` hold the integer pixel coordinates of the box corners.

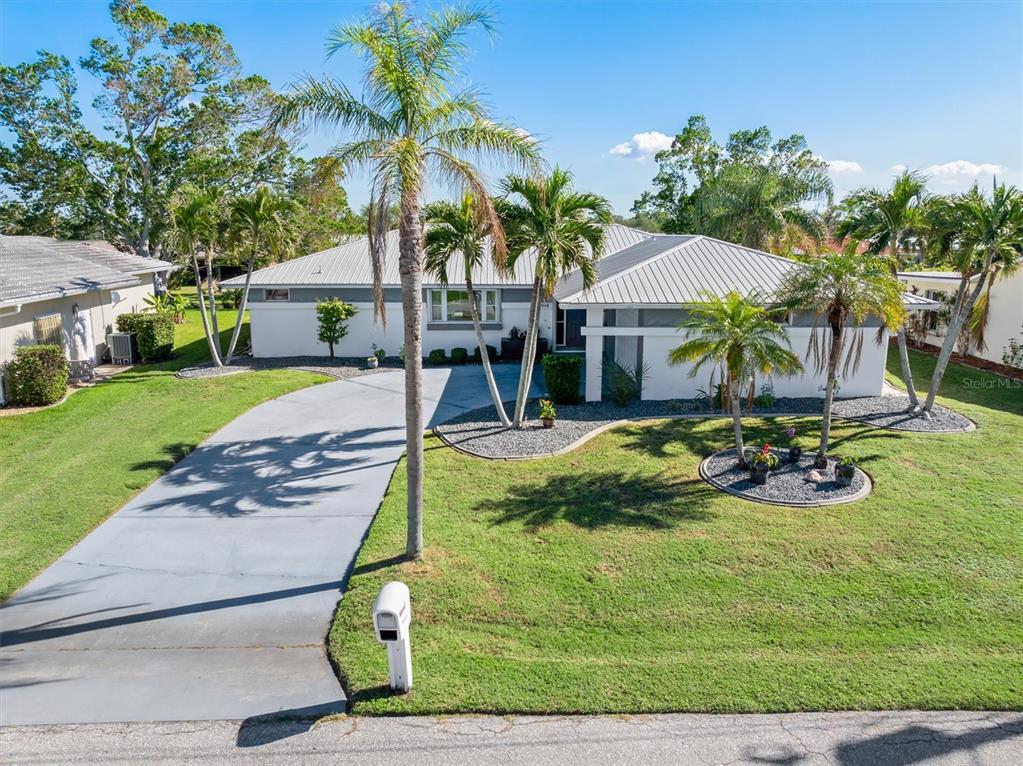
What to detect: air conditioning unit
<box><xmin>107</xmin><ymin>332</ymin><xmax>136</xmax><ymax>365</ymax></box>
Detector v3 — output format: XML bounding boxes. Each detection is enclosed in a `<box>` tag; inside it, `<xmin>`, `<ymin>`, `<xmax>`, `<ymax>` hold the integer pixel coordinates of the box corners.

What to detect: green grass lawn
<box><xmin>331</xmin><ymin>348</ymin><xmax>1023</xmax><ymax>714</ymax></box>
<box><xmin>0</xmin><ymin>310</ymin><xmax>327</xmax><ymax>599</ymax></box>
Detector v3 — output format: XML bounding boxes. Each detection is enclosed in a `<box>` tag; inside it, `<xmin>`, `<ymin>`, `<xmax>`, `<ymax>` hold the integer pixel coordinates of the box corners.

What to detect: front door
<box><xmin>562</xmin><ymin>309</ymin><xmax>586</xmax><ymax>349</ymax></box>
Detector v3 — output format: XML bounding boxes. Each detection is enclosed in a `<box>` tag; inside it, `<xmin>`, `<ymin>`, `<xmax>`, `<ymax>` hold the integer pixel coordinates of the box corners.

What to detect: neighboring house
<box><xmin>224</xmin><ymin>225</ymin><xmax>937</xmax><ymax>402</ymax></box>
<box><xmin>0</xmin><ymin>236</ymin><xmax>174</xmax><ymax>387</ymax></box>
<box><xmin>899</xmin><ymin>267</ymin><xmax>1023</xmax><ymax>366</ymax></box>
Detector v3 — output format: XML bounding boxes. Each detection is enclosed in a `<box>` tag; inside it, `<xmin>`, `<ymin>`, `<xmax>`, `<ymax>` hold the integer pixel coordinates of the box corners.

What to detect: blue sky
<box><xmin>2</xmin><ymin>1</ymin><xmax>1020</xmax><ymax>214</ymax></box>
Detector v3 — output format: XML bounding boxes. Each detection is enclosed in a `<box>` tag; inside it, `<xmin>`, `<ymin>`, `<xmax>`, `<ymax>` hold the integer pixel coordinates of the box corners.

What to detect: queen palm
<box><xmin>778</xmin><ymin>250</ymin><xmax>905</xmax><ymax>465</ymax></box>
<box><xmin>836</xmin><ymin>171</ymin><xmax>928</xmax><ymax>409</ymax></box>
<box><xmin>424</xmin><ymin>193</ymin><xmax>510</xmax><ymax>425</ymax></box>
<box><xmin>270</xmin><ymin>3</ymin><xmax>539</xmax><ymax>558</ymax></box>
<box><xmin>920</xmin><ymin>182</ymin><xmax>1023</xmax><ymax>415</ymax></box>
<box><xmin>669</xmin><ymin>291</ymin><xmax>802</xmax><ymax>466</ymax></box>
<box><xmin>170</xmin><ymin>187</ymin><xmax>223</xmax><ymax>367</ymax></box>
<box><xmin>225</xmin><ymin>187</ymin><xmax>295</xmax><ymax>365</ymax></box>
<box><xmin>499</xmin><ymin>169</ymin><xmax>612</xmax><ymax>428</ymax></box>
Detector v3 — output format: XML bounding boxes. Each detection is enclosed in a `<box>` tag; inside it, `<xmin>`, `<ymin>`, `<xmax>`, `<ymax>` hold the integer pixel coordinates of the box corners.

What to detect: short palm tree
<box><xmin>424</xmin><ymin>193</ymin><xmax>510</xmax><ymax>426</ymax></box>
<box><xmin>920</xmin><ymin>182</ymin><xmax>1023</xmax><ymax>414</ymax></box>
<box><xmin>171</xmin><ymin>187</ymin><xmax>223</xmax><ymax>367</ymax></box>
<box><xmin>225</xmin><ymin>187</ymin><xmax>294</xmax><ymax>365</ymax></box>
<box><xmin>499</xmin><ymin>168</ymin><xmax>612</xmax><ymax>428</ymax></box>
<box><xmin>778</xmin><ymin>250</ymin><xmax>906</xmax><ymax>465</ymax></box>
<box><xmin>669</xmin><ymin>291</ymin><xmax>802</xmax><ymax>466</ymax></box>
<box><xmin>270</xmin><ymin>3</ymin><xmax>539</xmax><ymax>558</ymax></box>
<box><xmin>836</xmin><ymin>171</ymin><xmax>928</xmax><ymax>409</ymax></box>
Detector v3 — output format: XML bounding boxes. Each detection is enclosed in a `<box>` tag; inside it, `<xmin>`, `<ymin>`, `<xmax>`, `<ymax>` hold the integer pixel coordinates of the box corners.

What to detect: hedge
<box><xmin>541</xmin><ymin>353</ymin><xmax>583</xmax><ymax>404</ymax></box>
<box><xmin>473</xmin><ymin>344</ymin><xmax>498</xmax><ymax>363</ymax></box>
<box><xmin>115</xmin><ymin>313</ymin><xmax>175</xmax><ymax>362</ymax></box>
<box><xmin>427</xmin><ymin>349</ymin><xmax>446</xmax><ymax>365</ymax></box>
<box><xmin>5</xmin><ymin>345</ymin><xmax>69</xmax><ymax>406</ymax></box>
<box><xmin>450</xmin><ymin>347</ymin><xmax>469</xmax><ymax>365</ymax></box>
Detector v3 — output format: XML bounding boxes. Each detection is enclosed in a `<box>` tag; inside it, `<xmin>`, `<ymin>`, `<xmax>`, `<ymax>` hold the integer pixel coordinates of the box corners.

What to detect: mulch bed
<box><xmin>831</xmin><ymin>395</ymin><xmax>974</xmax><ymax>433</ymax></box>
<box><xmin>176</xmin><ymin>356</ymin><xmax>402</xmax><ymax>381</ymax></box>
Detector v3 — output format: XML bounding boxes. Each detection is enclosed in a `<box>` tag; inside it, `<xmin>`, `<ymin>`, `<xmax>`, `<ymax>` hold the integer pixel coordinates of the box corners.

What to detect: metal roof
<box><xmin>221</xmin><ymin>223</ymin><xmax>651</xmax><ymax>289</ymax></box>
<box><xmin>898</xmin><ymin>270</ymin><xmax>974</xmax><ymax>281</ymax></box>
<box><xmin>0</xmin><ymin>235</ymin><xmax>174</xmax><ymax>308</ymax></box>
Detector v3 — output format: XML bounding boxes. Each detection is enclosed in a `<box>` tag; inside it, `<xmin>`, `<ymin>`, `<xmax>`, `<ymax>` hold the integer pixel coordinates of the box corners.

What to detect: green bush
<box><xmin>472</xmin><ymin>344</ymin><xmax>498</xmax><ymax>363</ymax></box>
<box><xmin>5</xmin><ymin>345</ymin><xmax>69</xmax><ymax>405</ymax></box>
<box><xmin>428</xmin><ymin>349</ymin><xmax>446</xmax><ymax>365</ymax></box>
<box><xmin>115</xmin><ymin>313</ymin><xmax>175</xmax><ymax>362</ymax></box>
<box><xmin>541</xmin><ymin>353</ymin><xmax>583</xmax><ymax>404</ymax></box>
<box><xmin>315</xmin><ymin>298</ymin><xmax>358</xmax><ymax>357</ymax></box>
<box><xmin>450</xmin><ymin>347</ymin><xmax>469</xmax><ymax>365</ymax></box>
<box><xmin>219</xmin><ymin>289</ymin><xmax>243</xmax><ymax>310</ymax></box>
<box><xmin>603</xmin><ymin>357</ymin><xmax>649</xmax><ymax>406</ymax></box>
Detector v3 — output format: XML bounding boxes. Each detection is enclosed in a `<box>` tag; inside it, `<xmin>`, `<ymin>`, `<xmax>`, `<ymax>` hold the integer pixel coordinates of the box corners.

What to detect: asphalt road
<box><xmin>2</xmin><ymin>711</ymin><xmax>1021</xmax><ymax>765</ymax></box>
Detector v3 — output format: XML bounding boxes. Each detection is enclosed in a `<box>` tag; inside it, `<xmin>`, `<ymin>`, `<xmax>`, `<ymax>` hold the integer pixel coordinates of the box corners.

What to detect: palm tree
<box><xmin>499</xmin><ymin>168</ymin><xmax>612</xmax><ymax>428</ymax></box>
<box><xmin>225</xmin><ymin>187</ymin><xmax>294</xmax><ymax>365</ymax></box>
<box><xmin>835</xmin><ymin>171</ymin><xmax>928</xmax><ymax>410</ymax></box>
<box><xmin>424</xmin><ymin>193</ymin><xmax>510</xmax><ymax>426</ymax></box>
<box><xmin>669</xmin><ymin>291</ymin><xmax>802</xmax><ymax>466</ymax></box>
<box><xmin>270</xmin><ymin>3</ymin><xmax>539</xmax><ymax>559</ymax></box>
<box><xmin>920</xmin><ymin>182</ymin><xmax>1023</xmax><ymax>414</ymax></box>
<box><xmin>778</xmin><ymin>250</ymin><xmax>906</xmax><ymax>465</ymax></box>
<box><xmin>170</xmin><ymin>188</ymin><xmax>223</xmax><ymax>367</ymax></box>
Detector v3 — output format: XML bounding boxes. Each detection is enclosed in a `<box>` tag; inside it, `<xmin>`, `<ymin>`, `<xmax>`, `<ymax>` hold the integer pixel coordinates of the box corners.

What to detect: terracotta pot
<box><xmin>542</xmin><ymin>417</ymin><xmax>555</xmax><ymax>429</ymax></box>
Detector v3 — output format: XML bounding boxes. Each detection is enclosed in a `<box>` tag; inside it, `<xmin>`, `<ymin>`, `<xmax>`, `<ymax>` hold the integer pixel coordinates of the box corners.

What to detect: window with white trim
<box><xmin>263</xmin><ymin>288</ymin><xmax>290</xmax><ymax>302</ymax></box>
<box><xmin>429</xmin><ymin>288</ymin><xmax>499</xmax><ymax>322</ymax></box>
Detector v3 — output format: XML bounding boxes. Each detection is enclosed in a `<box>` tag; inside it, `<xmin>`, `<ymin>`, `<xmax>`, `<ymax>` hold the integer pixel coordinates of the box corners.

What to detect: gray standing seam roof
<box><xmin>0</xmin><ymin>235</ymin><xmax>174</xmax><ymax>307</ymax></box>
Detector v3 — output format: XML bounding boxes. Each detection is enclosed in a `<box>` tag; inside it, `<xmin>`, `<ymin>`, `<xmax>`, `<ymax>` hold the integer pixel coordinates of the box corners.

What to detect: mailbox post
<box><xmin>372</xmin><ymin>581</ymin><xmax>413</xmax><ymax>692</ymax></box>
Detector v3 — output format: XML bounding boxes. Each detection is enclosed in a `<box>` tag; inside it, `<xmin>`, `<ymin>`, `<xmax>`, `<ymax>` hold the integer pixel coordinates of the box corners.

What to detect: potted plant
<box><xmin>786</xmin><ymin>426</ymin><xmax>802</xmax><ymax>463</ymax></box>
<box><xmin>366</xmin><ymin>354</ymin><xmax>379</xmax><ymax>369</ymax></box>
<box><xmin>373</xmin><ymin>345</ymin><xmax>387</xmax><ymax>363</ymax></box>
<box><xmin>748</xmin><ymin>444</ymin><xmax>779</xmax><ymax>485</ymax></box>
<box><xmin>835</xmin><ymin>456</ymin><xmax>857</xmax><ymax>487</ymax></box>
<box><xmin>539</xmin><ymin>399</ymin><xmax>557</xmax><ymax>429</ymax></box>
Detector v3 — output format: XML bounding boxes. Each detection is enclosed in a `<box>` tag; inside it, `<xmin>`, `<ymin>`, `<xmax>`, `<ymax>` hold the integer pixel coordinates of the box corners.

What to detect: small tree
<box><xmin>316</xmin><ymin>299</ymin><xmax>357</xmax><ymax>357</ymax></box>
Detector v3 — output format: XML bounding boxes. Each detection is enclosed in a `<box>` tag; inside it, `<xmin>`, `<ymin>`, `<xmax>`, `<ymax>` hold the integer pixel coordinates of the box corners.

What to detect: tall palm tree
<box><xmin>499</xmin><ymin>168</ymin><xmax>612</xmax><ymax>428</ymax></box>
<box><xmin>778</xmin><ymin>250</ymin><xmax>906</xmax><ymax>465</ymax></box>
<box><xmin>836</xmin><ymin>171</ymin><xmax>928</xmax><ymax>409</ymax></box>
<box><xmin>424</xmin><ymin>193</ymin><xmax>510</xmax><ymax>426</ymax></box>
<box><xmin>270</xmin><ymin>3</ymin><xmax>539</xmax><ymax>559</ymax></box>
<box><xmin>170</xmin><ymin>187</ymin><xmax>223</xmax><ymax>367</ymax></box>
<box><xmin>225</xmin><ymin>187</ymin><xmax>295</xmax><ymax>365</ymax></box>
<box><xmin>669</xmin><ymin>291</ymin><xmax>802</xmax><ymax>466</ymax></box>
<box><xmin>921</xmin><ymin>182</ymin><xmax>1023</xmax><ymax>414</ymax></box>
<box><xmin>700</xmin><ymin>163</ymin><xmax>828</xmax><ymax>251</ymax></box>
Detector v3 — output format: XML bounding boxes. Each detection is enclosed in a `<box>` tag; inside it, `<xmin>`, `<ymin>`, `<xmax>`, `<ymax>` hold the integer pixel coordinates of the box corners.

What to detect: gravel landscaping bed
<box><xmin>700</xmin><ymin>449</ymin><xmax>871</xmax><ymax>506</ymax></box>
<box><xmin>176</xmin><ymin>356</ymin><xmax>402</xmax><ymax>381</ymax></box>
<box><xmin>832</xmin><ymin>395</ymin><xmax>974</xmax><ymax>432</ymax></box>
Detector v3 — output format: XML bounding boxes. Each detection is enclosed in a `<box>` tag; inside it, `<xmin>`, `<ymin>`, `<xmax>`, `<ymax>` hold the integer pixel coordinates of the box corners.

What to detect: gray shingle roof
<box><xmin>220</xmin><ymin>223</ymin><xmax>651</xmax><ymax>289</ymax></box>
<box><xmin>0</xmin><ymin>235</ymin><xmax>174</xmax><ymax>307</ymax></box>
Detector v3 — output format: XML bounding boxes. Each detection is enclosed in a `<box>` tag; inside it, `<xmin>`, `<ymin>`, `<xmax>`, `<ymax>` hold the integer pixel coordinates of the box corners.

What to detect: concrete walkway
<box><xmin>2</xmin><ymin>712</ymin><xmax>1020</xmax><ymax>765</ymax></box>
<box><xmin>0</xmin><ymin>365</ymin><xmax>535</xmax><ymax>726</ymax></box>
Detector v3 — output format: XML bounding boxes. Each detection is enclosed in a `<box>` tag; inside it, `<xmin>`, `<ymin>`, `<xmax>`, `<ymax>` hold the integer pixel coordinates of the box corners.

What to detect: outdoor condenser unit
<box><xmin>107</xmin><ymin>332</ymin><xmax>135</xmax><ymax>365</ymax></box>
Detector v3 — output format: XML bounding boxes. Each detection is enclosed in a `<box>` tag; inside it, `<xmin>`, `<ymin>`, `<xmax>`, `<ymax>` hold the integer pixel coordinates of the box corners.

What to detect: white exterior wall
<box><xmin>249</xmin><ymin>299</ymin><xmax>549</xmax><ymax>358</ymax></box>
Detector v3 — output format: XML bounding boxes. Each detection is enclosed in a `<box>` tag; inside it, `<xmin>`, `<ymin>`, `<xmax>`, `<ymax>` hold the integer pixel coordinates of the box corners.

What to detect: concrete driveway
<box><xmin>0</xmin><ymin>365</ymin><xmax>536</xmax><ymax>725</ymax></box>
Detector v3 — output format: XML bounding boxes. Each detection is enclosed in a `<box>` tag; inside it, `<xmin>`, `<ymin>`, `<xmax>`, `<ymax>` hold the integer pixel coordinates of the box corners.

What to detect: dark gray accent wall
<box><xmin>427</xmin><ymin>321</ymin><xmax>502</xmax><ymax>331</ymax></box>
<box><xmin>639</xmin><ymin>308</ymin><xmax>688</xmax><ymax>327</ymax></box>
<box><xmin>790</xmin><ymin>310</ymin><xmax>883</xmax><ymax>328</ymax></box>
<box><xmin>247</xmin><ymin>285</ymin><xmax>533</xmax><ymax>304</ymax></box>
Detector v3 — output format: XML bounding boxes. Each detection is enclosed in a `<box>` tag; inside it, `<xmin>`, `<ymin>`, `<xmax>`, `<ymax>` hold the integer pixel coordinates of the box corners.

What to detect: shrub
<box><xmin>5</xmin><ymin>345</ymin><xmax>69</xmax><ymax>405</ymax></box>
<box><xmin>450</xmin><ymin>347</ymin><xmax>469</xmax><ymax>365</ymax></box>
<box><xmin>603</xmin><ymin>357</ymin><xmax>649</xmax><ymax>406</ymax></box>
<box><xmin>219</xmin><ymin>289</ymin><xmax>243</xmax><ymax>310</ymax></box>
<box><xmin>472</xmin><ymin>344</ymin><xmax>498</xmax><ymax>363</ymax></box>
<box><xmin>428</xmin><ymin>349</ymin><xmax>446</xmax><ymax>365</ymax></box>
<box><xmin>116</xmin><ymin>312</ymin><xmax>175</xmax><ymax>362</ymax></box>
<box><xmin>541</xmin><ymin>353</ymin><xmax>583</xmax><ymax>404</ymax></box>
<box><xmin>315</xmin><ymin>298</ymin><xmax>358</xmax><ymax>357</ymax></box>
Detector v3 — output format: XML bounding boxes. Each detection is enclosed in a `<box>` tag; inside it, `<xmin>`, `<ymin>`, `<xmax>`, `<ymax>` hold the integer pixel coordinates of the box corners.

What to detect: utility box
<box><xmin>373</xmin><ymin>581</ymin><xmax>413</xmax><ymax>692</ymax></box>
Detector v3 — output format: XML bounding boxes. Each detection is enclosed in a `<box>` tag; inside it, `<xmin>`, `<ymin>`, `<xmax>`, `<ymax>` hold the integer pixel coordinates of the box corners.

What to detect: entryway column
<box><xmin>584</xmin><ymin>307</ymin><xmax>603</xmax><ymax>402</ymax></box>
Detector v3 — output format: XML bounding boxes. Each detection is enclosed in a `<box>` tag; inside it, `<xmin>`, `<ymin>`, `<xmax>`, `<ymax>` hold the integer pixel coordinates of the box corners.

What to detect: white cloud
<box><xmin>890</xmin><ymin>164</ymin><xmax>908</xmax><ymax>173</ymax></box>
<box><xmin>608</xmin><ymin>131</ymin><xmax>673</xmax><ymax>158</ymax></box>
<box><xmin>924</xmin><ymin>160</ymin><xmax>1004</xmax><ymax>178</ymax></box>
<box><xmin>824</xmin><ymin>159</ymin><xmax>862</xmax><ymax>174</ymax></box>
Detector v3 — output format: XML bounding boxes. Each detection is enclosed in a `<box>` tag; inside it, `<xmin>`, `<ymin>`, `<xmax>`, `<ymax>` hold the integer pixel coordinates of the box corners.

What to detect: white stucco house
<box><xmin>899</xmin><ymin>266</ymin><xmax>1023</xmax><ymax>367</ymax></box>
<box><xmin>0</xmin><ymin>235</ymin><xmax>174</xmax><ymax>392</ymax></box>
<box><xmin>225</xmin><ymin>224</ymin><xmax>937</xmax><ymax>402</ymax></box>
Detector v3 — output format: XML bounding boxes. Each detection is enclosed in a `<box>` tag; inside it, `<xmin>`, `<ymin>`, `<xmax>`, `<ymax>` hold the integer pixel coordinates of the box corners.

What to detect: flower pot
<box><xmin>788</xmin><ymin>445</ymin><xmax>802</xmax><ymax>463</ymax></box>
<box><xmin>836</xmin><ymin>465</ymin><xmax>856</xmax><ymax>487</ymax></box>
<box><xmin>366</xmin><ymin>357</ymin><xmax>378</xmax><ymax>369</ymax></box>
<box><xmin>751</xmin><ymin>464</ymin><xmax>769</xmax><ymax>485</ymax></box>
<box><xmin>541</xmin><ymin>417</ymin><xmax>555</xmax><ymax>429</ymax></box>
<box><xmin>813</xmin><ymin>454</ymin><xmax>829</xmax><ymax>470</ymax></box>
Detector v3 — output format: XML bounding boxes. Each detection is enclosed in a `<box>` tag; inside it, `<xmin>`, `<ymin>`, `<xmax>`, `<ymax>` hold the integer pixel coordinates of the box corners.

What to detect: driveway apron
<box><xmin>0</xmin><ymin>365</ymin><xmax>536</xmax><ymax>725</ymax></box>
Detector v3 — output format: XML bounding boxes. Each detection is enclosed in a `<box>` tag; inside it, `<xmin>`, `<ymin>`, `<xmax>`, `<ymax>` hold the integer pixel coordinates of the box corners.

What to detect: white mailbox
<box><xmin>373</xmin><ymin>581</ymin><xmax>413</xmax><ymax>691</ymax></box>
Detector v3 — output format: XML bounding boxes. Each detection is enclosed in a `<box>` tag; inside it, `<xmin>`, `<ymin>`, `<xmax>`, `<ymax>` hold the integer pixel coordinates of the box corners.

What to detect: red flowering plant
<box><xmin>749</xmin><ymin>443</ymin><xmax>780</xmax><ymax>470</ymax></box>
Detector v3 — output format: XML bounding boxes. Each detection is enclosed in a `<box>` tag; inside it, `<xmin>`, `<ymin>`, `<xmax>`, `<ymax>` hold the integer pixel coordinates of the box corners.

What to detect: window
<box><xmin>429</xmin><ymin>289</ymin><xmax>499</xmax><ymax>322</ymax></box>
<box><xmin>263</xmin><ymin>288</ymin><xmax>290</xmax><ymax>302</ymax></box>
<box><xmin>33</xmin><ymin>313</ymin><xmax>63</xmax><ymax>346</ymax></box>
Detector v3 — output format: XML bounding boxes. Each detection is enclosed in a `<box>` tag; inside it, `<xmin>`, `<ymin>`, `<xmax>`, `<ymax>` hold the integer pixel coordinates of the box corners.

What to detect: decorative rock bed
<box><xmin>699</xmin><ymin>449</ymin><xmax>872</xmax><ymax>506</ymax></box>
<box><xmin>832</xmin><ymin>395</ymin><xmax>974</xmax><ymax>433</ymax></box>
<box><xmin>176</xmin><ymin>356</ymin><xmax>402</xmax><ymax>381</ymax></box>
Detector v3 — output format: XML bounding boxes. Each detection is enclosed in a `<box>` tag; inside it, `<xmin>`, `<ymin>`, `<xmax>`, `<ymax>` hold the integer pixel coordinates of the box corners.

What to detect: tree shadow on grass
<box><xmin>475</xmin><ymin>469</ymin><xmax>717</xmax><ymax>531</ymax></box>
